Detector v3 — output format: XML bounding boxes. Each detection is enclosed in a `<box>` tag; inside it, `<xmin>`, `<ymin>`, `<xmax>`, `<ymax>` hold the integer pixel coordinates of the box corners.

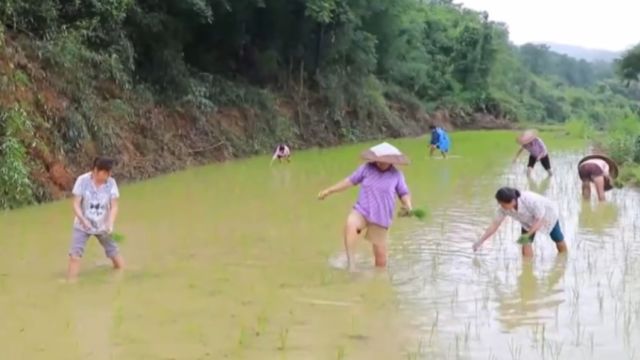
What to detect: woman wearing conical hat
<box><xmin>318</xmin><ymin>142</ymin><xmax>413</xmax><ymax>271</ymax></box>
<box><xmin>513</xmin><ymin>130</ymin><xmax>552</xmax><ymax>177</ymax></box>
<box><xmin>578</xmin><ymin>154</ymin><xmax>618</xmax><ymax>202</ymax></box>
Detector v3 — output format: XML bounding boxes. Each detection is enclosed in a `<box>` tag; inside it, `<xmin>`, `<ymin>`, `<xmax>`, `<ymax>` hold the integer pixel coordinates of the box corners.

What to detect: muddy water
<box><xmin>1</xmin><ymin>131</ymin><xmax>638</xmax><ymax>359</ymax></box>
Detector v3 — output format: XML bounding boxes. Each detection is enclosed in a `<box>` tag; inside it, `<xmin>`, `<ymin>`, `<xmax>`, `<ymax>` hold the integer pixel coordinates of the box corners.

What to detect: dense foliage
<box><xmin>0</xmin><ymin>0</ymin><xmax>639</xmax><ymax>207</ymax></box>
<box><xmin>1</xmin><ymin>0</ymin><xmax>636</xmax><ymax>123</ymax></box>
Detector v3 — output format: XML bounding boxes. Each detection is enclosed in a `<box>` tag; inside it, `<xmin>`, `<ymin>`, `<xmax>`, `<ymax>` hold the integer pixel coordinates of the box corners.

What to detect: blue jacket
<box><xmin>430</xmin><ymin>128</ymin><xmax>450</xmax><ymax>152</ymax></box>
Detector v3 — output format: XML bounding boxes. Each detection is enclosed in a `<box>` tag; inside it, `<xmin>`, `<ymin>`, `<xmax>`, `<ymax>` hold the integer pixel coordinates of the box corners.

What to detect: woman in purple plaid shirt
<box><xmin>513</xmin><ymin>130</ymin><xmax>552</xmax><ymax>177</ymax></box>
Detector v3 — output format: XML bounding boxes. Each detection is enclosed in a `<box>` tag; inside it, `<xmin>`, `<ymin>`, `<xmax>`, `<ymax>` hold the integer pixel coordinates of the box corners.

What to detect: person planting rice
<box><xmin>67</xmin><ymin>157</ymin><xmax>124</xmax><ymax>281</ymax></box>
<box><xmin>271</xmin><ymin>143</ymin><xmax>291</xmax><ymax>165</ymax></box>
<box><xmin>318</xmin><ymin>142</ymin><xmax>413</xmax><ymax>271</ymax></box>
<box><xmin>429</xmin><ymin>125</ymin><xmax>450</xmax><ymax>159</ymax></box>
<box><xmin>513</xmin><ymin>129</ymin><xmax>552</xmax><ymax>177</ymax></box>
<box><xmin>472</xmin><ymin>187</ymin><xmax>567</xmax><ymax>258</ymax></box>
<box><xmin>578</xmin><ymin>154</ymin><xmax>618</xmax><ymax>202</ymax></box>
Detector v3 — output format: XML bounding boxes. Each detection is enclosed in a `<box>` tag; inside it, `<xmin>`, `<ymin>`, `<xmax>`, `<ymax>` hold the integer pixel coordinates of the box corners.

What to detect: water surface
<box><xmin>1</xmin><ymin>131</ymin><xmax>638</xmax><ymax>359</ymax></box>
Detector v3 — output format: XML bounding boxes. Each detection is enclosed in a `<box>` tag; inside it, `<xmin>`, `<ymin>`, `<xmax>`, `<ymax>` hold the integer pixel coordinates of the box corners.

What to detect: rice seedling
<box><xmin>428</xmin><ymin>311</ymin><xmax>439</xmax><ymax>346</ymax></box>
<box><xmin>237</xmin><ymin>327</ymin><xmax>249</xmax><ymax>348</ymax></box>
<box><xmin>488</xmin><ymin>348</ymin><xmax>498</xmax><ymax>360</ymax></box>
<box><xmin>464</xmin><ymin>322</ymin><xmax>471</xmax><ymax>345</ymax></box>
<box><xmin>278</xmin><ymin>327</ymin><xmax>289</xmax><ymax>351</ymax></box>
<box><xmin>598</xmin><ymin>290</ymin><xmax>604</xmax><ymax>316</ymax></box>
<box><xmin>547</xmin><ymin>340</ymin><xmax>564</xmax><ymax>360</ymax></box>
<box><xmin>114</xmin><ymin>304</ymin><xmax>124</xmax><ymax>330</ymax></box>
<box><xmin>398</xmin><ymin>207</ymin><xmax>429</xmax><ymax>220</ymax></box>
<box><xmin>336</xmin><ymin>345</ymin><xmax>346</xmax><ymax>360</ymax></box>
<box><xmin>406</xmin><ymin>338</ymin><xmax>424</xmax><ymax>360</ymax></box>
<box><xmin>256</xmin><ymin>312</ymin><xmax>268</xmax><ymax>336</ymax></box>
<box><xmin>507</xmin><ymin>338</ymin><xmax>522</xmax><ymax>360</ymax></box>
<box><xmin>111</xmin><ymin>232</ymin><xmax>126</xmax><ymax>243</ymax></box>
<box><xmin>541</xmin><ymin>324</ymin><xmax>546</xmax><ymax>356</ymax></box>
<box><xmin>516</xmin><ymin>234</ymin><xmax>532</xmax><ymax>245</ymax></box>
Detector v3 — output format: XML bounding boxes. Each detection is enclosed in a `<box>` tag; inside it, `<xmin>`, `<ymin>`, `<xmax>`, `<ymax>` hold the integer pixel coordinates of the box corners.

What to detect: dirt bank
<box><xmin>0</xmin><ymin>32</ymin><xmax>511</xmax><ymax>205</ymax></box>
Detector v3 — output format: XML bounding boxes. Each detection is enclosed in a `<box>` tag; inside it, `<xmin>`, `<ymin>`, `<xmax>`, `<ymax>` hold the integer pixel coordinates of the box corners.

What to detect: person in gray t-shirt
<box><xmin>473</xmin><ymin>187</ymin><xmax>567</xmax><ymax>258</ymax></box>
<box><xmin>67</xmin><ymin>157</ymin><xmax>124</xmax><ymax>280</ymax></box>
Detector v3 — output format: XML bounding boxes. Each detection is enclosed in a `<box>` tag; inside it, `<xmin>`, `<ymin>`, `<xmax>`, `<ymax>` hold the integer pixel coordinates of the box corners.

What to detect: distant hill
<box><xmin>542</xmin><ymin>43</ymin><xmax>622</xmax><ymax>62</ymax></box>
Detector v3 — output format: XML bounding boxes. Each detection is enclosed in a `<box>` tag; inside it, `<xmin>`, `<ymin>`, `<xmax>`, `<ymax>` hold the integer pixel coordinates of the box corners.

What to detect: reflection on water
<box><xmin>527</xmin><ymin>176</ymin><xmax>551</xmax><ymax>195</ymax></box>
<box><xmin>579</xmin><ymin>201</ymin><xmax>619</xmax><ymax>235</ymax></box>
<box><xmin>494</xmin><ymin>257</ymin><xmax>566</xmax><ymax>331</ymax></box>
<box><xmin>390</xmin><ymin>150</ymin><xmax>640</xmax><ymax>359</ymax></box>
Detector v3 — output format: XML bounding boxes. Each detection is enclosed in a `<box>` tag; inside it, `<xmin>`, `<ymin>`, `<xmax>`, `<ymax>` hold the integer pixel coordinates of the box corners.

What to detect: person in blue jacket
<box><xmin>429</xmin><ymin>125</ymin><xmax>450</xmax><ymax>158</ymax></box>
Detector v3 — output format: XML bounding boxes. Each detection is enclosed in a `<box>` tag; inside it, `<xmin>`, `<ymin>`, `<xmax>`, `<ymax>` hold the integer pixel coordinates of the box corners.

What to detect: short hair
<box><xmin>93</xmin><ymin>156</ymin><xmax>114</xmax><ymax>172</ymax></box>
<box><xmin>495</xmin><ymin>187</ymin><xmax>521</xmax><ymax>203</ymax></box>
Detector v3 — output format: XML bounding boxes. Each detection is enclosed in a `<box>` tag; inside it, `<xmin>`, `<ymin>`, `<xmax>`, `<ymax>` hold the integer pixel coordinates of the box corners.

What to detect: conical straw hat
<box><xmin>360</xmin><ymin>142</ymin><xmax>409</xmax><ymax>165</ymax></box>
<box><xmin>517</xmin><ymin>129</ymin><xmax>539</xmax><ymax>145</ymax></box>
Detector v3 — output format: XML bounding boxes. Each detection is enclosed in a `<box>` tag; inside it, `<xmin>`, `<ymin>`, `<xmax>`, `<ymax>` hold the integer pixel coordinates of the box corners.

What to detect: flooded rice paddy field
<box><xmin>1</xmin><ymin>130</ymin><xmax>639</xmax><ymax>359</ymax></box>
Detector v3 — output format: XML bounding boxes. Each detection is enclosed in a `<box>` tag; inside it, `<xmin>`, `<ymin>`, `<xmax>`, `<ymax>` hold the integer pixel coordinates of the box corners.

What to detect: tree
<box><xmin>618</xmin><ymin>43</ymin><xmax>640</xmax><ymax>85</ymax></box>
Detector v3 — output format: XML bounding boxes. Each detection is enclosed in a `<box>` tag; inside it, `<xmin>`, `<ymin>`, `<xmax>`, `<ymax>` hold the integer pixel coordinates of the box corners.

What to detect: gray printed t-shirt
<box><xmin>72</xmin><ymin>172</ymin><xmax>119</xmax><ymax>234</ymax></box>
<box><xmin>495</xmin><ymin>191</ymin><xmax>559</xmax><ymax>234</ymax></box>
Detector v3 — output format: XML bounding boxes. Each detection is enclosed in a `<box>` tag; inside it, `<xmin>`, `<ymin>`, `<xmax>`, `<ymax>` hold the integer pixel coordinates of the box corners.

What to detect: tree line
<box><xmin>0</xmin><ymin>0</ymin><xmax>638</xmax><ymax>135</ymax></box>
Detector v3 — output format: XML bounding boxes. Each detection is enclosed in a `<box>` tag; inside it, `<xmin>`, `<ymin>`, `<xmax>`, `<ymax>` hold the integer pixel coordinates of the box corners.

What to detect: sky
<box><xmin>459</xmin><ymin>0</ymin><xmax>639</xmax><ymax>51</ymax></box>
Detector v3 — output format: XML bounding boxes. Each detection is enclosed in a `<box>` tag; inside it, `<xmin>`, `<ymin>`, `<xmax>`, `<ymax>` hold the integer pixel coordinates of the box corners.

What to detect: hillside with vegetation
<box><xmin>544</xmin><ymin>43</ymin><xmax>622</xmax><ymax>62</ymax></box>
<box><xmin>0</xmin><ymin>0</ymin><xmax>638</xmax><ymax>209</ymax></box>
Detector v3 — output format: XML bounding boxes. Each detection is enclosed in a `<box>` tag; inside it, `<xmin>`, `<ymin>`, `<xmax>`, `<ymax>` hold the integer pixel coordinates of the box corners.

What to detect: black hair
<box><xmin>495</xmin><ymin>187</ymin><xmax>521</xmax><ymax>203</ymax></box>
<box><xmin>93</xmin><ymin>156</ymin><xmax>114</xmax><ymax>172</ymax></box>
<box><xmin>429</xmin><ymin>125</ymin><xmax>436</xmax><ymax>130</ymax></box>
<box><xmin>278</xmin><ymin>144</ymin><xmax>285</xmax><ymax>150</ymax></box>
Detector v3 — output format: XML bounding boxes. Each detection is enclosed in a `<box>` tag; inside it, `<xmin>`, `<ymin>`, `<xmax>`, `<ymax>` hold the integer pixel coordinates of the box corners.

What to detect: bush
<box><xmin>603</xmin><ymin>116</ymin><xmax>640</xmax><ymax>164</ymax></box>
<box><xmin>0</xmin><ymin>107</ymin><xmax>34</xmax><ymax>209</ymax></box>
<box><xmin>564</xmin><ymin>118</ymin><xmax>595</xmax><ymax>139</ymax></box>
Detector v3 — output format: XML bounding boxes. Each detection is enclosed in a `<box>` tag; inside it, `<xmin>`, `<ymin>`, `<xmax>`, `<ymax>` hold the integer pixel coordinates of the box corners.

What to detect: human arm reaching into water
<box><xmin>269</xmin><ymin>149</ymin><xmax>279</xmax><ymax>166</ymax></box>
<box><xmin>472</xmin><ymin>217</ymin><xmax>505</xmax><ymax>251</ymax></box>
<box><xmin>513</xmin><ymin>147</ymin><xmax>524</xmax><ymax>163</ymax></box>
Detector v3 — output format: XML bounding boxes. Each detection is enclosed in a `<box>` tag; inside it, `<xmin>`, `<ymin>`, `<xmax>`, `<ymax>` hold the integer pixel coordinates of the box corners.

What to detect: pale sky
<box><xmin>459</xmin><ymin>0</ymin><xmax>639</xmax><ymax>51</ymax></box>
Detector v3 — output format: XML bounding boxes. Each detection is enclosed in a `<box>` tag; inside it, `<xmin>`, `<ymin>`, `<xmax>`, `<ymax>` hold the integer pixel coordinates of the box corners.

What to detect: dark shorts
<box><xmin>578</xmin><ymin>163</ymin><xmax>603</xmax><ymax>180</ymax></box>
<box><xmin>521</xmin><ymin>221</ymin><xmax>564</xmax><ymax>243</ymax></box>
<box><xmin>578</xmin><ymin>163</ymin><xmax>612</xmax><ymax>191</ymax></box>
<box><xmin>528</xmin><ymin>155</ymin><xmax>551</xmax><ymax>170</ymax></box>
